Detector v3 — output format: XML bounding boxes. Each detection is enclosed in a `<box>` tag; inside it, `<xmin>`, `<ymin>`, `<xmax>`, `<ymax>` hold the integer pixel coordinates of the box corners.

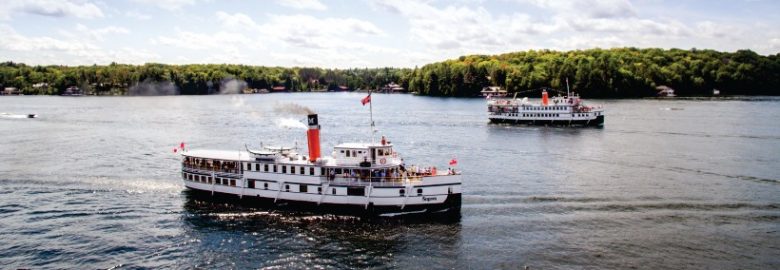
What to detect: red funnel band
<box><xmin>542</xmin><ymin>91</ymin><xmax>549</xmax><ymax>106</ymax></box>
<box><xmin>307</xmin><ymin>129</ymin><xmax>320</xmax><ymax>162</ymax></box>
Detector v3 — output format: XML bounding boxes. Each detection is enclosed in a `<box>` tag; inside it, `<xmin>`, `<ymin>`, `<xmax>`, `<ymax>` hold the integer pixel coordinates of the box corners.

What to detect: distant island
<box><xmin>1</xmin><ymin>48</ymin><xmax>778</xmax><ymax>97</ymax></box>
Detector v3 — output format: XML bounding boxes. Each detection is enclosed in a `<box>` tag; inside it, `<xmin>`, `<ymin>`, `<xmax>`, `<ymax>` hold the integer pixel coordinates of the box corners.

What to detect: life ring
<box><xmin>379</xmin><ymin>158</ymin><xmax>386</xmax><ymax>165</ymax></box>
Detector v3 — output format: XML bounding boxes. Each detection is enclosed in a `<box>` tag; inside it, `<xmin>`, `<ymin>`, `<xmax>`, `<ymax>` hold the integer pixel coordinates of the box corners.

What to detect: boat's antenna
<box><xmin>565</xmin><ymin>77</ymin><xmax>571</xmax><ymax>97</ymax></box>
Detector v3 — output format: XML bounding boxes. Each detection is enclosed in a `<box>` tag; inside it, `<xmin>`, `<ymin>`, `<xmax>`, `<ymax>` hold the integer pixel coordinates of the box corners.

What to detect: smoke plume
<box><xmin>128</xmin><ymin>79</ymin><xmax>179</xmax><ymax>96</ymax></box>
<box><xmin>273</xmin><ymin>102</ymin><xmax>315</xmax><ymax>115</ymax></box>
<box><xmin>219</xmin><ymin>78</ymin><xmax>248</xmax><ymax>95</ymax></box>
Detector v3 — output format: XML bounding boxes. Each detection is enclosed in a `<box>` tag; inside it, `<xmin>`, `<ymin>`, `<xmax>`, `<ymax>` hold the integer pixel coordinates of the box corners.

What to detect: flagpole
<box><xmin>369</xmin><ymin>90</ymin><xmax>374</xmax><ymax>144</ymax></box>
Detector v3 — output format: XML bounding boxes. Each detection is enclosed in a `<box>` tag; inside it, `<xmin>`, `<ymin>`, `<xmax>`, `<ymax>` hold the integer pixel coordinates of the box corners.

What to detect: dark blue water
<box><xmin>1</xmin><ymin>93</ymin><xmax>778</xmax><ymax>269</ymax></box>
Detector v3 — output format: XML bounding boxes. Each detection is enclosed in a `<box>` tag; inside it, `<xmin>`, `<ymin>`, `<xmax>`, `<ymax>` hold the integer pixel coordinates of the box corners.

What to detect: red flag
<box><xmin>361</xmin><ymin>93</ymin><xmax>371</xmax><ymax>106</ymax></box>
<box><xmin>449</xmin><ymin>158</ymin><xmax>457</xmax><ymax>166</ymax></box>
<box><xmin>180</xmin><ymin>142</ymin><xmax>185</xmax><ymax>149</ymax></box>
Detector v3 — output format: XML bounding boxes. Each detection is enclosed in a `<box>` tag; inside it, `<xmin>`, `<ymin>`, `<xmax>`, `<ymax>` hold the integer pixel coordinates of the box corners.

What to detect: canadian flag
<box><xmin>361</xmin><ymin>93</ymin><xmax>371</xmax><ymax>106</ymax></box>
<box><xmin>449</xmin><ymin>158</ymin><xmax>458</xmax><ymax>166</ymax></box>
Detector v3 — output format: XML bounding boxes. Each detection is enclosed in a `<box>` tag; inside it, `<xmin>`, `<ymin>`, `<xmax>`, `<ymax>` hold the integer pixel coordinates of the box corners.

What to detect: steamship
<box><xmin>180</xmin><ymin>114</ymin><xmax>462</xmax><ymax>217</ymax></box>
<box><xmin>488</xmin><ymin>89</ymin><xmax>605</xmax><ymax>127</ymax></box>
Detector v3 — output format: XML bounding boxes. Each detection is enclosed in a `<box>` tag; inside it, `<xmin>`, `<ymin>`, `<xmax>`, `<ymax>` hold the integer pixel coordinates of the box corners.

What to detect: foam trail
<box><xmin>0</xmin><ymin>113</ymin><xmax>36</xmax><ymax>119</ymax></box>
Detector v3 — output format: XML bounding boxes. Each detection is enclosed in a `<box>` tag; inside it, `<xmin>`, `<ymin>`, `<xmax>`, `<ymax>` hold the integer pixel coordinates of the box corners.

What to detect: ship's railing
<box><xmin>182</xmin><ymin>164</ymin><xmax>239</xmax><ymax>174</ymax></box>
<box><xmin>182</xmin><ymin>166</ymin><xmax>242</xmax><ymax>179</ymax></box>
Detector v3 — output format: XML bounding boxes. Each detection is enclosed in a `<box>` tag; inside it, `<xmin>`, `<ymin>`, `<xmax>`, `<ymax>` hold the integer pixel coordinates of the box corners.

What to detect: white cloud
<box><xmin>131</xmin><ymin>0</ymin><xmax>196</xmax><ymax>11</ymax></box>
<box><xmin>73</xmin><ymin>24</ymin><xmax>130</xmax><ymax>41</ymax></box>
<box><xmin>518</xmin><ymin>0</ymin><xmax>636</xmax><ymax>19</ymax></box>
<box><xmin>125</xmin><ymin>10</ymin><xmax>151</xmax><ymax>20</ymax></box>
<box><xmin>0</xmin><ymin>24</ymin><xmax>97</xmax><ymax>52</ymax></box>
<box><xmin>0</xmin><ymin>24</ymin><xmax>158</xmax><ymax>65</ymax></box>
<box><xmin>0</xmin><ymin>0</ymin><xmax>104</xmax><ymax>20</ymax></box>
<box><xmin>276</xmin><ymin>0</ymin><xmax>328</xmax><ymax>10</ymax></box>
<box><xmin>151</xmin><ymin>29</ymin><xmax>252</xmax><ymax>51</ymax></box>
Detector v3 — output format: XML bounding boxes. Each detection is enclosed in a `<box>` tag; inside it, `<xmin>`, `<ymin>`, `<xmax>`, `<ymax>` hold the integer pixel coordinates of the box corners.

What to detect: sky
<box><xmin>0</xmin><ymin>0</ymin><xmax>778</xmax><ymax>68</ymax></box>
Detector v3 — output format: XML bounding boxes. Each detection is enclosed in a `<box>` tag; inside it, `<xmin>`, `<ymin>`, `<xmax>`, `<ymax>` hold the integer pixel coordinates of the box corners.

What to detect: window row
<box><xmin>244</xmin><ymin>163</ymin><xmax>325</xmax><ymax>176</ymax></box>
<box><xmin>524</xmin><ymin>106</ymin><xmax>568</xmax><ymax>111</ymax></box>
<box><xmin>184</xmin><ymin>173</ymin><xmax>236</xmax><ymax>186</ymax></box>
<box><xmin>523</xmin><ymin>113</ymin><xmax>561</xmax><ymax>117</ymax></box>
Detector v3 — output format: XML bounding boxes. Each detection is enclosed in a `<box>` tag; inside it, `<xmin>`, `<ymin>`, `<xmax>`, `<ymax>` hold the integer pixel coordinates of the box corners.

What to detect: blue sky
<box><xmin>1</xmin><ymin>0</ymin><xmax>778</xmax><ymax>68</ymax></box>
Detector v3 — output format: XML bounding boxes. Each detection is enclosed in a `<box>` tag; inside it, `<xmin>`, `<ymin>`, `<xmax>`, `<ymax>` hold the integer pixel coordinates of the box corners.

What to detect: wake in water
<box><xmin>0</xmin><ymin>113</ymin><xmax>37</xmax><ymax>119</ymax></box>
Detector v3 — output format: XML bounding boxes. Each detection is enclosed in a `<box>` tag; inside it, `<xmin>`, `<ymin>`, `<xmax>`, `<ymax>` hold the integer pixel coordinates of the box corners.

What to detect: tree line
<box><xmin>0</xmin><ymin>62</ymin><xmax>410</xmax><ymax>95</ymax></box>
<box><xmin>407</xmin><ymin>48</ymin><xmax>780</xmax><ymax>97</ymax></box>
<box><xmin>1</xmin><ymin>47</ymin><xmax>778</xmax><ymax>97</ymax></box>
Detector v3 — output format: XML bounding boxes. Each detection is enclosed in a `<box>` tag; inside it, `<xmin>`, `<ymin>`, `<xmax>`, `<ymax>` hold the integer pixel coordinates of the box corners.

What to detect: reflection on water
<box><xmin>180</xmin><ymin>190</ymin><xmax>462</xmax><ymax>269</ymax></box>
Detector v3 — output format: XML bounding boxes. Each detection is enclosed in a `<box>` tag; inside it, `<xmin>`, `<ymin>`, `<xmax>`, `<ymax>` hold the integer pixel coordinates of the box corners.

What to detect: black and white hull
<box><xmin>487</xmin><ymin>90</ymin><xmax>605</xmax><ymax>127</ymax></box>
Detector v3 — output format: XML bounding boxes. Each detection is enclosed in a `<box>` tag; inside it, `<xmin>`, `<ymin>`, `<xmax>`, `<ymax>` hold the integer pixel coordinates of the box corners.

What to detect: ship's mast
<box><xmin>369</xmin><ymin>90</ymin><xmax>374</xmax><ymax>144</ymax></box>
<box><xmin>566</xmin><ymin>77</ymin><xmax>571</xmax><ymax>97</ymax></box>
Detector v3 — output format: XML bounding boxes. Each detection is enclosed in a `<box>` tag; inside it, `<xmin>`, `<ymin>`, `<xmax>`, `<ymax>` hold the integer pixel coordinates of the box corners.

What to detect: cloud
<box><xmin>151</xmin><ymin>29</ymin><xmax>252</xmax><ymax>51</ymax></box>
<box><xmin>74</xmin><ymin>24</ymin><xmax>130</xmax><ymax>41</ymax></box>
<box><xmin>0</xmin><ymin>24</ymin><xmax>97</xmax><ymax>52</ymax></box>
<box><xmin>131</xmin><ymin>0</ymin><xmax>196</xmax><ymax>11</ymax></box>
<box><xmin>215</xmin><ymin>12</ymin><xmax>385</xmax><ymax>49</ymax></box>
<box><xmin>0</xmin><ymin>24</ymin><xmax>159</xmax><ymax>65</ymax></box>
<box><xmin>0</xmin><ymin>0</ymin><xmax>104</xmax><ymax>20</ymax></box>
<box><xmin>518</xmin><ymin>0</ymin><xmax>637</xmax><ymax>19</ymax></box>
<box><xmin>125</xmin><ymin>10</ymin><xmax>151</xmax><ymax>20</ymax></box>
<box><xmin>276</xmin><ymin>0</ymin><xmax>328</xmax><ymax>10</ymax></box>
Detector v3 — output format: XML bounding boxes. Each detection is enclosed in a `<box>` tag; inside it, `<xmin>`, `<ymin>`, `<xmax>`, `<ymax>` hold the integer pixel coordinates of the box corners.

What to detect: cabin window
<box><xmin>417</xmin><ymin>188</ymin><xmax>423</xmax><ymax>196</ymax></box>
<box><xmin>320</xmin><ymin>168</ymin><xmax>325</xmax><ymax>176</ymax></box>
<box><xmin>247</xmin><ymin>179</ymin><xmax>255</xmax><ymax>189</ymax></box>
<box><xmin>255</xmin><ymin>164</ymin><xmax>259</xmax><ymax>171</ymax></box>
<box><xmin>310</xmin><ymin>167</ymin><xmax>315</xmax><ymax>175</ymax></box>
<box><xmin>285</xmin><ymin>184</ymin><xmax>290</xmax><ymax>191</ymax></box>
<box><xmin>352</xmin><ymin>150</ymin><xmax>356</xmax><ymax>157</ymax></box>
<box><xmin>399</xmin><ymin>189</ymin><xmax>405</xmax><ymax>197</ymax></box>
<box><xmin>264</xmin><ymin>183</ymin><xmax>268</xmax><ymax>190</ymax></box>
<box><xmin>300</xmin><ymin>167</ymin><xmax>305</xmax><ymax>175</ymax></box>
<box><xmin>282</xmin><ymin>166</ymin><xmax>287</xmax><ymax>174</ymax></box>
<box><xmin>264</xmin><ymin>164</ymin><xmax>269</xmax><ymax>172</ymax></box>
<box><xmin>346</xmin><ymin>151</ymin><xmax>351</xmax><ymax>157</ymax></box>
<box><xmin>335</xmin><ymin>168</ymin><xmax>342</xmax><ymax>174</ymax></box>
<box><xmin>317</xmin><ymin>187</ymin><xmax>322</xmax><ymax>194</ymax></box>
<box><xmin>291</xmin><ymin>166</ymin><xmax>296</xmax><ymax>174</ymax></box>
<box><xmin>230</xmin><ymin>179</ymin><xmax>236</xmax><ymax>186</ymax></box>
<box><xmin>332</xmin><ymin>188</ymin><xmax>336</xmax><ymax>195</ymax></box>
<box><xmin>273</xmin><ymin>165</ymin><xmax>277</xmax><ymax>173</ymax></box>
<box><xmin>300</xmin><ymin>185</ymin><xmax>308</xmax><ymax>193</ymax></box>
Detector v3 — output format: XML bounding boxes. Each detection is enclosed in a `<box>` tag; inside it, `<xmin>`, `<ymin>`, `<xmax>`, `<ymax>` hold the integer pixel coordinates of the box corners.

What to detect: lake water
<box><xmin>1</xmin><ymin>93</ymin><xmax>778</xmax><ymax>269</ymax></box>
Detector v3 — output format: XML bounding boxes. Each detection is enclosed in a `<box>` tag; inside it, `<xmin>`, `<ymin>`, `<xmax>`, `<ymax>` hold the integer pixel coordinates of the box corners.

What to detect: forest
<box><xmin>1</xmin><ymin>48</ymin><xmax>778</xmax><ymax>97</ymax></box>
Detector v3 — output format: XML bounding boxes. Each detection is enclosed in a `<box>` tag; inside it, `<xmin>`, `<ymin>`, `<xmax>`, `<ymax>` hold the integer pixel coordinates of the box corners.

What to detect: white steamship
<box><xmin>488</xmin><ymin>82</ymin><xmax>605</xmax><ymax>127</ymax></box>
<box><xmin>180</xmin><ymin>113</ymin><xmax>462</xmax><ymax>217</ymax></box>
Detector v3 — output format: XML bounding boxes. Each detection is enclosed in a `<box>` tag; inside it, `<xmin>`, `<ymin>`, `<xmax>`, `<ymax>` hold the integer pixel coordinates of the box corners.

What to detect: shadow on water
<box><xmin>178</xmin><ymin>189</ymin><xmax>463</xmax><ymax>268</ymax></box>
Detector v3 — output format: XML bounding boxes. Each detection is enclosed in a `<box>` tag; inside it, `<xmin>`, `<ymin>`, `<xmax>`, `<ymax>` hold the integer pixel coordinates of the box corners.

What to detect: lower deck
<box><xmin>181</xmin><ymin>170</ymin><xmax>462</xmax><ymax>216</ymax></box>
<box><xmin>489</xmin><ymin>114</ymin><xmax>604</xmax><ymax>126</ymax></box>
